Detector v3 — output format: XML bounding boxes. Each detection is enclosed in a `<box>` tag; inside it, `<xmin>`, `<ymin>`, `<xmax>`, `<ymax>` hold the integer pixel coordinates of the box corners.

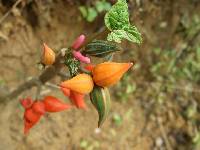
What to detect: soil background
<box><xmin>0</xmin><ymin>0</ymin><xmax>200</xmax><ymax>150</ymax></box>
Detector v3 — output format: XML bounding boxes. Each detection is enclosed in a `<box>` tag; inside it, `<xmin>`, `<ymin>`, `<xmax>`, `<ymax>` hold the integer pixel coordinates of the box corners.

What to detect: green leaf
<box><xmin>105</xmin><ymin>0</ymin><xmax>129</xmax><ymax>30</ymax></box>
<box><xmin>112</xmin><ymin>113</ymin><xmax>122</xmax><ymax>126</ymax></box>
<box><xmin>107</xmin><ymin>27</ymin><xmax>141</xmax><ymax>43</ymax></box>
<box><xmin>80</xmin><ymin>140</ymin><xmax>89</xmax><ymax>148</ymax></box>
<box><xmin>196</xmin><ymin>47</ymin><xmax>200</xmax><ymax>60</ymax></box>
<box><xmin>87</xmin><ymin>7</ymin><xmax>98</xmax><ymax>22</ymax></box>
<box><xmin>104</xmin><ymin>53</ymin><xmax>113</xmax><ymax>61</ymax></box>
<box><xmin>193</xmin><ymin>132</ymin><xmax>200</xmax><ymax>149</ymax></box>
<box><xmin>95</xmin><ymin>0</ymin><xmax>111</xmax><ymax>13</ymax></box>
<box><xmin>84</xmin><ymin>40</ymin><xmax>120</xmax><ymax>57</ymax></box>
<box><xmin>153</xmin><ymin>48</ymin><xmax>161</xmax><ymax>55</ymax></box>
<box><xmin>104</xmin><ymin>0</ymin><xmax>142</xmax><ymax>44</ymax></box>
<box><xmin>0</xmin><ymin>79</ymin><xmax>5</xmax><ymax>86</ymax></box>
<box><xmin>102</xmin><ymin>1</ymin><xmax>112</xmax><ymax>11</ymax></box>
<box><xmin>79</xmin><ymin>6</ymin><xmax>87</xmax><ymax>18</ymax></box>
<box><xmin>79</xmin><ymin>6</ymin><xmax>98</xmax><ymax>22</ymax></box>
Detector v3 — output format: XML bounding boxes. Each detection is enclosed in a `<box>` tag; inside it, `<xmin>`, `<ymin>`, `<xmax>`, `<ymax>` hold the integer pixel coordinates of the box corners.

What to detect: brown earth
<box><xmin>0</xmin><ymin>0</ymin><xmax>199</xmax><ymax>150</ymax></box>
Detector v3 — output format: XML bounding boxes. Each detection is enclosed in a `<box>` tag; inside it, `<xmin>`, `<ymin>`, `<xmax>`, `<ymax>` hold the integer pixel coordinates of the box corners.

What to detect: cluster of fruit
<box><xmin>21</xmin><ymin>35</ymin><xmax>133</xmax><ymax>134</ymax></box>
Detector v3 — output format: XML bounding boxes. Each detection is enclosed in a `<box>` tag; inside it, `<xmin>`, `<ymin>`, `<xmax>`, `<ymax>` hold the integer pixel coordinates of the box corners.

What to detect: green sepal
<box><xmin>84</xmin><ymin>40</ymin><xmax>120</xmax><ymax>58</ymax></box>
<box><xmin>64</xmin><ymin>50</ymin><xmax>80</xmax><ymax>77</ymax></box>
<box><xmin>90</xmin><ymin>85</ymin><xmax>111</xmax><ymax>127</ymax></box>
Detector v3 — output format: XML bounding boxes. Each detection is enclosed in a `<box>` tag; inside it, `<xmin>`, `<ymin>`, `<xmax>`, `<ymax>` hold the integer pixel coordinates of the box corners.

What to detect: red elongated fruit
<box><xmin>20</xmin><ymin>98</ymin><xmax>33</xmax><ymax>109</ymax></box>
<box><xmin>43</xmin><ymin>96</ymin><xmax>71</xmax><ymax>112</ymax></box>
<box><xmin>60</xmin><ymin>87</ymin><xmax>71</xmax><ymax>97</ymax></box>
<box><xmin>84</xmin><ymin>64</ymin><xmax>95</xmax><ymax>72</ymax></box>
<box><xmin>24</xmin><ymin>116</ymin><xmax>41</xmax><ymax>135</ymax></box>
<box><xmin>32</xmin><ymin>101</ymin><xmax>45</xmax><ymax>115</ymax></box>
<box><xmin>24</xmin><ymin>108</ymin><xmax>41</xmax><ymax>123</ymax></box>
<box><xmin>21</xmin><ymin>99</ymin><xmax>43</xmax><ymax>134</ymax></box>
<box><xmin>69</xmin><ymin>91</ymin><xmax>86</xmax><ymax>109</ymax></box>
<box><xmin>24</xmin><ymin>120</ymin><xmax>33</xmax><ymax>134</ymax></box>
<box><xmin>72</xmin><ymin>34</ymin><xmax>85</xmax><ymax>50</ymax></box>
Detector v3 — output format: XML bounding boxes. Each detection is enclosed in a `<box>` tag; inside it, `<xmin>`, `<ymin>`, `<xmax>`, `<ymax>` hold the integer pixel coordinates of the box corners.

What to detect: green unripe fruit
<box><xmin>90</xmin><ymin>85</ymin><xmax>111</xmax><ymax>127</ymax></box>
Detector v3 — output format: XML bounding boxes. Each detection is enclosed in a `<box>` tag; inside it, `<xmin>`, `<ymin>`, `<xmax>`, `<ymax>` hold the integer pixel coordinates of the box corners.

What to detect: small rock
<box><xmin>94</xmin><ymin>128</ymin><xmax>101</xmax><ymax>134</ymax></box>
<box><xmin>155</xmin><ymin>137</ymin><xmax>164</xmax><ymax>147</ymax></box>
<box><xmin>160</xmin><ymin>22</ymin><xmax>167</xmax><ymax>28</ymax></box>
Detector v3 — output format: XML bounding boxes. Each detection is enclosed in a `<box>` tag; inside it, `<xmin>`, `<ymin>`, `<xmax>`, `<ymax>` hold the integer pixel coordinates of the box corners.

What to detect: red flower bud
<box><xmin>32</xmin><ymin>101</ymin><xmax>45</xmax><ymax>115</ymax></box>
<box><xmin>43</xmin><ymin>96</ymin><xmax>71</xmax><ymax>112</ymax></box>
<box><xmin>20</xmin><ymin>98</ymin><xmax>33</xmax><ymax>109</ymax></box>
<box><xmin>24</xmin><ymin>108</ymin><xmax>41</xmax><ymax>123</ymax></box>
<box><xmin>24</xmin><ymin>117</ymin><xmax>40</xmax><ymax>134</ymax></box>
<box><xmin>21</xmin><ymin>97</ymin><xmax>43</xmax><ymax>134</ymax></box>
<box><xmin>84</xmin><ymin>64</ymin><xmax>95</xmax><ymax>72</ymax></box>
<box><xmin>24</xmin><ymin>120</ymin><xmax>33</xmax><ymax>134</ymax></box>
<box><xmin>69</xmin><ymin>91</ymin><xmax>86</xmax><ymax>109</ymax></box>
<box><xmin>60</xmin><ymin>87</ymin><xmax>71</xmax><ymax>97</ymax></box>
<box><xmin>22</xmin><ymin>96</ymin><xmax>71</xmax><ymax>134</ymax></box>
<box><xmin>60</xmin><ymin>87</ymin><xmax>86</xmax><ymax>109</ymax></box>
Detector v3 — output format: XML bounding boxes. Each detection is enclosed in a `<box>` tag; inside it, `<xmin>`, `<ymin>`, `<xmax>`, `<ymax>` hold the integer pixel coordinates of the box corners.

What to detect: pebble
<box><xmin>155</xmin><ymin>137</ymin><xmax>164</xmax><ymax>147</ymax></box>
<box><xmin>94</xmin><ymin>128</ymin><xmax>101</xmax><ymax>134</ymax></box>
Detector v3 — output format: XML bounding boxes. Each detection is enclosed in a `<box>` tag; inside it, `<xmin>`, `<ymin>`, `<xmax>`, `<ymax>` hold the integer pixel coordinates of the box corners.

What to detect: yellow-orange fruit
<box><xmin>60</xmin><ymin>74</ymin><xmax>94</xmax><ymax>94</ymax></box>
<box><xmin>42</xmin><ymin>43</ymin><xmax>55</xmax><ymax>65</ymax></box>
<box><xmin>92</xmin><ymin>62</ymin><xmax>133</xmax><ymax>87</ymax></box>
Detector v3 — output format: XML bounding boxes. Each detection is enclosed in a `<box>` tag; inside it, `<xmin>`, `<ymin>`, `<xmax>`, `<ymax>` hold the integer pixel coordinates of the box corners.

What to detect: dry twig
<box><xmin>157</xmin><ymin>117</ymin><xmax>173</xmax><ymax>150</ymax></box>
<box><xmin>0</xmin><ymin>27</ymin><xmax>107</xmax><ymax>103</ymax></box>
<box><xmin>0</xmin><ymin>52</ymin><xmax>63</xmax><ymax>103</ymax></box>
<box><xmin>0</xmin><ymin>0</ymin><xmax>23</xmax><ymax>24</ymax></box>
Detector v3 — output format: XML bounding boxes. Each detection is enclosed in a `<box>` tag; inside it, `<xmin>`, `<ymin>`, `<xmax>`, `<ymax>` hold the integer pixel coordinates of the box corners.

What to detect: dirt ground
<box><xmin>0</xmin><ymin>0</ymin><xmax>200</xmax><ymax>150</ymax></box>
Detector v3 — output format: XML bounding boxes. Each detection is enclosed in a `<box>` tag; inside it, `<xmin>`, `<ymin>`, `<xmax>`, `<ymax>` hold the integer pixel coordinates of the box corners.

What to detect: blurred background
<box><xmin>0</xmin><ymin>0</ymin><xmax>200</xmax><ymax>150</ymax></box>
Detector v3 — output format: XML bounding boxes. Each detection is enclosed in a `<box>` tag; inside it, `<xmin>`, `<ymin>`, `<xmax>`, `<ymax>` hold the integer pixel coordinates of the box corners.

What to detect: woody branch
<box><xmin>0</xmin><ymin>27</ymin><xmax>108</xmax><ymax>103</ymax></box>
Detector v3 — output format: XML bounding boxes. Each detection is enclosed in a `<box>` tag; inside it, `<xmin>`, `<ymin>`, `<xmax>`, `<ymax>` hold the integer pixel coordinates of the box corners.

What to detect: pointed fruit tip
<box><xmin>60</xmin><ymin>86</ymin><xmax>71</xmax><ymax>97</ymax></box>
<box><xmin>98</xmin><ymin>122</ymin><xmax>102</xmax><ymax>128</ymax></box>
<box><xmin>77</xmin><ymin>105</ymin><xmax>87</xmax><ymax>110</ymax></box>
<box><xmin>60</xmin><ymin>82</ymin><xmax>67</xmax><ymax>88</ymax></box>
<box><xmin>65</xmin><ymin>104</ymin><xmax>72</xmax><ymax>109</ymax></box>
<box><xmin>128</xmin><ymin>62</ymin><xmax>133</xmax><ymax>67</ymax></box>
<box><xmin>124</xmin><ymin>62</ymin><xmax>134</xmax><ymax>71</ymax></box>
<box><xmin>24</xmin><ymin>129</ymin><xmax>29</xmax><ymax>135</ymax></box>
<box><xmin>43</xmin><ymin>43</ymin><xmax>47</xmax><ymax>50</ymax></box>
